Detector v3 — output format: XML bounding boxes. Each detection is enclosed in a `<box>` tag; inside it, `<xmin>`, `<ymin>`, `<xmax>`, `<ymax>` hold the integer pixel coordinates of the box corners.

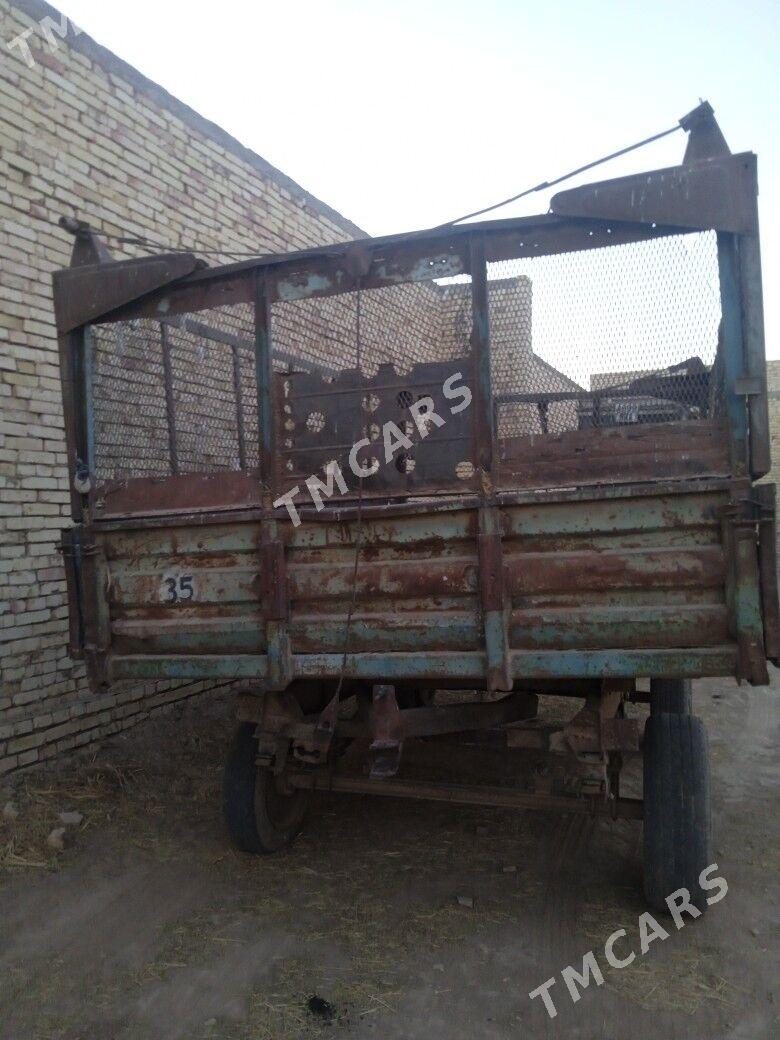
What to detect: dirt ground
<box><xmin>1</xmin><ymin>673</ymin><xmax>778</xmax><ymax>1040</ymax></box>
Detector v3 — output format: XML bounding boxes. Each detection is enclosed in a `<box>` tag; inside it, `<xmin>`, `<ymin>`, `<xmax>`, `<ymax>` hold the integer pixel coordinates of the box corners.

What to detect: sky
<box><xmin>56</xmin><ymin>0</ymin><xmax>780</xmax><ymax>356</ymax></box>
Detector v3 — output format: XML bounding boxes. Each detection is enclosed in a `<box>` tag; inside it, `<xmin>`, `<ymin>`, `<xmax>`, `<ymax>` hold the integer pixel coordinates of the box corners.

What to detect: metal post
<box><xmin>60</xmin><ymin>326</ymin><xmax>94</xmax><ymax>518</ymax></box>
<box><xmin>737</xmin><ymin>228</ymin><xmax>770</xmax><ymax>478</ymax></box>
<box><xmin>82</xmin><ymin>326</ymin><xmax>95</xmax><ymax>482</ymax></box>
<box><xmin>57</xmin><ymin>331</ymin><xmax>83</xmax><ymax>521</ymax></box>
<box><xmin>254</xmin><ymin>272</ymin><xmax>274</xmax><ymax>490</ymax></box>
<box><xmin>231</xmin><ymin>342</ymin><xmax>247</xmax><ymax>471</ymax></box>
<box><xmin>469</xmin><ymin>235</ymin><xmax>511</xmax><ymax>691</ymax></box>
<box><xmin>160</xmin><ymin>322</ymin><xmax>179</xmax><ymax>476</ymax></box>
<box><xmin>716</xmin><ymin>233</ymin><xmax>749</xmax><ymax>476</ymax></box>
<box><xmin>469</xmin><ymin>234</ymin><xmax>494</xmax><ymax>476</ymax></box>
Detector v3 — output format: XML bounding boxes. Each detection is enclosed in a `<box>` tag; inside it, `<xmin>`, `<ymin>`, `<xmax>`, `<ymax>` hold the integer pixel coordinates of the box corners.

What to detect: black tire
<box><xmin>223</xmin><ymin>723</ymin><xmax>309</xmax><ymax>853</ymax></box>
<box><xmin>643</xmin><ymin>713</ymin><xmax>712</xmax><ymax>913</ymax></box>
<box><xmin>650</xmin><ymin>678</ymin><xmax>692</xmax><ymax>715</ymax></box>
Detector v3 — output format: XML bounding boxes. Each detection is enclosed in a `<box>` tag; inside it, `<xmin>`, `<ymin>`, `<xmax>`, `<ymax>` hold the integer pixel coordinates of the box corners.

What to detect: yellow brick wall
<box><xmin>763</xmin><ymin>360</ymin><xmax>780</xmax><ymax>485</ymax></box>
<box><xmin>0</xmin><ymin>0</ymin><xmax>367</xmax><ymax>773</ymax></box>
<box><xmin>760</xmin><ymin>360</ymin><xmax>780</xmax><ymax>551</ymax></box>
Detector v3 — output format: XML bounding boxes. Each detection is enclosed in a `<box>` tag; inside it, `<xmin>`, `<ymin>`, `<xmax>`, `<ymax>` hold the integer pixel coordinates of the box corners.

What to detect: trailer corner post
<box><xmin>722</xmin><ymin>487</ymin><xmax>770</xmax><ymax>686</ymax></box>
<box><xmin>737</xmin><ymin>221</ymin><xmax>771</xmax><ymax>478</ymax></box>
<box><xmin>57</xmin><ymin>331</ymin><xmax>79</xmax><ymax>521</ymax></box>
<box><xmin>57</xmin><ymin>325</ymin><xmax>94</xmax><ymax>522</ymax></box>
<box><xmin>717</xmin><ymin>232</ymin><xmax>750</xmax><ymax>477</ymax></box>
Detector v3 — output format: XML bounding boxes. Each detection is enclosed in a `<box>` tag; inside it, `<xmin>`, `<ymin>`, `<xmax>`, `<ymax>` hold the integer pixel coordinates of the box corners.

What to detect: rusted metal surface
<box><xmin>498</xmin><ymin>420</ymin><xmax>730</xmax><ymax>490</ymax></box>
<box><xmin>369</xmin><ymin>684</ymin><xmax>404</xmax><ymax>778</ymax></box>
<box><xmin>236</xmin><ymin>688</ymin><xmax>537</xmax><ymax>741</ymax></box>
<box><xmin>551</xmin><ymin>152</ymin><xmax>758</xmax><ymax>236</ymax></box>
<box><xmin>551</xmin><ymin>101</ymin><xmax>754</xmax><ymax>236</ymax></box>
<box><xmin>755</xmin><ymin>484</ymin><xmax>780</xmax><ymax>664</ymax></box>
<box><xmin>723</xmin><ymin>491</ymin><xmax>770</xmax><ymax>685</ymax></box>
<box><xmin>53</xmin><ymin>103</ymin><xmax>778</xmax><ymax>705</ymax></box>
<box><xmin>92</xmin><ymin>470</ymin><xmax>267</xmax><ymax>518</ymax></box>
<box><xmin>74</xmin><ymin>484</ymin><xmax>753</xmax><ymax>687</ymax></box>
<box><xmin>506</xmin><ymin>718</ymin><xmax>639</xmax><ymax>754</ymax></box>
<box><xmin>738</xmin><ymin>229</ymin><xmax>771</xmax><ymax>477</ymax></box>
<box><xmin>680</xmin><ymin>100</ymin><xmax>732</xmax><ymax>163</ymax></box>
<box><xmin>53</xmin><ymin>253</ymin><xmax>201</xmax><ymax>334</ymax></box>
<box><xmin>287</xmin><ymin>773</ymin><xmax>644</xmax><ymax>820</ymax></box>
<box><xmin>276</xmin><ymin>357</ymin><xmax>476</xmax><ymax>498</ymax></box>
<box><xmin>294</xmin><ymin>689</ymin><xmax>339</xmax><ymax>764</ymax></box>
<box><xmin>59</xmin><ymin>217</ymin><xmax>115</xmax><ymax>268</ymax></box>
<box><xmin>478</xmin><ymin>504</ymin><xmax>511</xmax><ymax>691</ymax></box>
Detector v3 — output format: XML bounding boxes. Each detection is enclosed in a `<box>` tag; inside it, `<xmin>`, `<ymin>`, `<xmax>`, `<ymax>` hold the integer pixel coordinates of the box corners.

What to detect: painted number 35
<box><xmin>160</xmin><ymin>574</ymin><xmax>196</xmax><ymax>604</ymax></box>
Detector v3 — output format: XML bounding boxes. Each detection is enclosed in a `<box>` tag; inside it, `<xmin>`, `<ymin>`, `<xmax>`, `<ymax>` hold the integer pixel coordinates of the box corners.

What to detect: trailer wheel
<box><xmin>223</xmin><ymin>723</ymin><xmax>309</xmax><ymax>853</ymax></box>
<box><xmin>643</xmin><ymin>712</ymin><xmax>712</xmax><ymax>913</ymax></box>
<box><xmin>650</xmin><ymin>678</ymin><xmax>692</xmax><ymax>715</ymax></box>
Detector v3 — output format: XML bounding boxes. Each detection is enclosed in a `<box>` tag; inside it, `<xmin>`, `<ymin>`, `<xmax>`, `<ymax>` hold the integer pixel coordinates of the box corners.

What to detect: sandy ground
<box><xmin>0</xmin><ymin>673</ymin><xmax>778</xmax><ymax>1040</ymax></box>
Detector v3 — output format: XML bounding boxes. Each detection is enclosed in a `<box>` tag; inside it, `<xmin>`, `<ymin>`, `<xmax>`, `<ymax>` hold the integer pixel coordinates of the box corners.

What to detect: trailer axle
<box><xmin>286</xmin><ymin>772</ymin><xmax>644</xmax><ymax>820</ymax></box>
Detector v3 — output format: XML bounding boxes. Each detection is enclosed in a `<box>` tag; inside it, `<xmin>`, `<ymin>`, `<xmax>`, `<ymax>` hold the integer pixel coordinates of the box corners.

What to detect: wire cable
<box><xmin>436</xmin><ymin>122</ymin><xmax>682</xmax><ymax>228</ymax></box>
<box><xmin>98</xmin><ymin>121</ymin><xmax>682</xmax><ymax>262</ymax></box>
<box><xmin>104</xmin><ymin>230</ymin><xmax>268</xmax><ymax>262</ymax></box>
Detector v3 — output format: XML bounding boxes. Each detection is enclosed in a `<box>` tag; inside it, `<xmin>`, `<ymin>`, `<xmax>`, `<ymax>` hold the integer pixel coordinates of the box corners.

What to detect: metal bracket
<box><xmin>753</xmin><ymin>483</ymin><xmax>780</xmax><ymax>664</ymax></box>
<box><xmin>734</xmin><ymin>376</ymin><xmax>764</xmax><ymax>397</ymax></box>
<box><xmin>237</xmin><ymin>689</ymin><xmax>301</xmax><ymax>765</ymax></box>
<box><xmin>369</xmin><ymin>684</ymin><xmax>404</xmax><ymax>779</ymax></box>
<box><xmin>547</xmin><ymin>680</ymin><xmax>635</xmax><ymax>799</ymax></box>
<box><xmin>478</xmin><ymin>504</ymin><xmax>512</xmax><ymax>692</ymax></box>
<box><xmin>294</xmin><ymin>690</ymin><xmax>340</xmax><ymax>765</ymax></box>
<box><xmin>260</xmin><ymin>521</ymin><xmax>292</xmax><ymax>691</ymax></box>
<box><xmin>721</xmin><ymin>491</ymin><xmax>770</xmax><ymax>685</ymax></box>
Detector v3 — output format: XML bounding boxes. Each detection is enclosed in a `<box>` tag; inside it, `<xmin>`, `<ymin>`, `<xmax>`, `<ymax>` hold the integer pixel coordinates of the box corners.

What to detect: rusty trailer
<box><xmin>53</xmin><ymin>102</ymin><xmax>779</xmax><ymax>911</ymax></box>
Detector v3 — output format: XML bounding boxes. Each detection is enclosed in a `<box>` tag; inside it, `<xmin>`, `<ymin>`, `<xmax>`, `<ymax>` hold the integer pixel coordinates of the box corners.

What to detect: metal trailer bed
<box><xmin>53</xmin><ymin>102</ymin><xmax>779</xmax><ymax>911</ymax></box>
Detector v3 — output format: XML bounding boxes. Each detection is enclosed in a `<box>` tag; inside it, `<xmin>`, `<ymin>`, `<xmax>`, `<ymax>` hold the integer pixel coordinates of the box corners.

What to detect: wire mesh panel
<box><xmin>90</xmin><ymin>303</ymin><xmax>257</xmax><ymax>483</ymax></box>
<box><xmin>490</xmin><ymin>231</ymin><xmax>723</xmax><ymax>440</ymax></box>
<box><xmin>272</xmin><ymin>279</ymin><xmax>476</xmax><ymax>498</ymax></box>
<box><xmin>86</xmin><ymin>228</ymin><xmax>727</xmax><ymax>504</ymax></box>
<box><xmin>90</xmin><ymin>318</ymin><xmax>172</xmax><ymax>483</ymax></box>
<box><xmin>491</xmin><ymin>230</ymin><xmax>730</xmax><ymax>489</ymax></box>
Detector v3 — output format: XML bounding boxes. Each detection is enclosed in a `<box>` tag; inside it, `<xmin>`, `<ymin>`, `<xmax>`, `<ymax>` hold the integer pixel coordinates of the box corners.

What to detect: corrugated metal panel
<box><xmin>96</xmin><ymin>487</ymin><xmax>738</xmax><ymax>681</ymax></box>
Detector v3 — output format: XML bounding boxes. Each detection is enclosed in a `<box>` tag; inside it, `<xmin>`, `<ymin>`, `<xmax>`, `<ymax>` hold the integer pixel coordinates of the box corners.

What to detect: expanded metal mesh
<box><xmin>489</xmin><ymin>231</ymin><xmax>723</xmax><ymax>439</ymax></box>
<box><xmin>270</xmin><ymin>279</ymin><xmax>472</xmax><ymax>375</ymax></box>
<box><xmin>271</xmin><ymin>280</ymin><xmax>475</xmax><ymax>492</ymax></box>
<box><xmin>90</xmin><ymin>303</ymin><xmax>256</xmax><ymax>482</ymax></box>
<box><xmin>87</xmin><ymin>230</ymin><xmax>724</xmax><ymax>490</ymax></box>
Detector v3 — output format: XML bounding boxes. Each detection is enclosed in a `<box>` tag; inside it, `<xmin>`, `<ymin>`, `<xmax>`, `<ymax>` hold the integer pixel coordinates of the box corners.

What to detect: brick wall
<box><xmin>760</xmin><ymin>361</ymin><xmax>780</xmax><ymax>550</ymax></box>
<box><xmin>763</xmin><ymin>361</ymin><xmax>780</xmax><ymax>484</ymax></box>
<box><xmin>0</xmin><ymin>0</ymin><xmax>368</xmax><ymax>774</ymax></box>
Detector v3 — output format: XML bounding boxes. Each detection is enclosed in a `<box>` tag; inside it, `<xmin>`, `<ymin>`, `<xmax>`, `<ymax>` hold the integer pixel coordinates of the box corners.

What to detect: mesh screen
<box><xmin>271</xmin><ymin>280</ymin><xmax>475</xmax><ymax>493</ymax></box>
<box><xmin>270</xmin><ymin>280</ymin><xmax>472</xmax><ymax>375</ymax></box>
<box><xmin>90</xmin><ymin>303</ymin><xmax>256</xmax><ymax>482</ymax></box>
<box><xmin>489</xmin><ymin>231</ymin><xmax>723</xmax><ymax>439</ymax></box>
<box><xmin>86</xmin><ymin>230</ymin><xmax>724</xmax><ymax>493</ymax></box>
